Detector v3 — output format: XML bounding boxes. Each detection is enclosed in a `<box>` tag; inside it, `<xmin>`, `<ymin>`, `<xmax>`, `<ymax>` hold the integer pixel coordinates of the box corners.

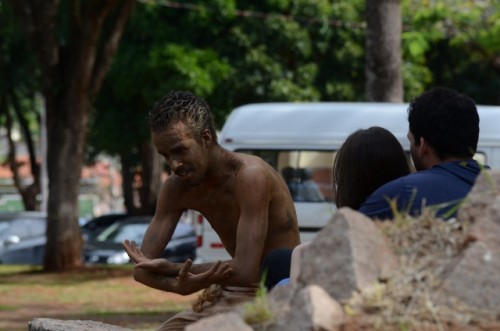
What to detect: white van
<box><xmin>192</xmin><ymin>102</ymin><xmax>500</xmax><ymax>262</ymax></box>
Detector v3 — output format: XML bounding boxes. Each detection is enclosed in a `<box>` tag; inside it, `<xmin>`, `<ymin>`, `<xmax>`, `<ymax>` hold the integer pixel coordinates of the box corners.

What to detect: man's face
<box><xmin>152</xmin><ymin>122</ymin><xmax>208</xmax><ymax>186</ymax></box>
<box><xmin>408</xmin><ymin>131</ymin><xmax>425</xmax><ymax>171</ymax></box>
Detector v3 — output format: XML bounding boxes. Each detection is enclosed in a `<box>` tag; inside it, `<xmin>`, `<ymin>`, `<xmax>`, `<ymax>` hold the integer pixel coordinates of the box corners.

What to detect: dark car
<box><xmin>0</xmin><ymin>212</ymin><xmax>47</xmax><ymax>264</ymax></box>
<box><xmin>82</xmin><ymin>215</ymin><xmax>197</xmax><ymax>265</ymax></box>
<box><xmin>81</xmin><ymin>213</ymin><xmax>129</xmax><ymax>241</ymax></box>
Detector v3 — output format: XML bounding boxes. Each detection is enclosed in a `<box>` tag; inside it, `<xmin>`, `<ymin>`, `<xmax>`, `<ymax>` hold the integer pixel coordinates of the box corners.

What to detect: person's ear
<box><xmin>201</xmin><ymin>129</ymin><xmax>213</xmax><ymax>145</ymax></box>
<box><xmin>419</xmin><ymin>137</ymin><xmax>441</xmax><ymax>165</ymax></box>
<box><xmin>418</xmin><ymin>137</ymin><xmax>430</xmax><ymax>158</ymax></box>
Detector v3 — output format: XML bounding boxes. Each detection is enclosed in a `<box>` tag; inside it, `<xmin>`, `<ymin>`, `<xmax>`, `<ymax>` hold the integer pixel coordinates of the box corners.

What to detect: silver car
<box><xmin>0</xmin><ymin>211</ymin><xmax>47</xmax><ymax>264</ymax></box>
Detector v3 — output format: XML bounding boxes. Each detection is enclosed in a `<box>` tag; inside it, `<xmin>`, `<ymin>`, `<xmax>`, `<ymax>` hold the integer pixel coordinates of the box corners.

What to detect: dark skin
<box><xmin>123</xmin><ymin>121</ymin><xmax>300</xmax><ymax>295</ymax></box>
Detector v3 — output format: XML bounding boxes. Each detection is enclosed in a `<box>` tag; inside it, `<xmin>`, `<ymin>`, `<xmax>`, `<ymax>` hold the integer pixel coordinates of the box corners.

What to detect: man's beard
<box><xmin>186</xmin><ymin>174</ymin><xmax>205</xmax><ymax>187</ymax></box>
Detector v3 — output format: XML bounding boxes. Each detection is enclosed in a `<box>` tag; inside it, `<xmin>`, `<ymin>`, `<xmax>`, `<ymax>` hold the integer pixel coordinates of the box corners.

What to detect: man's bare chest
<box><xmin>186</xmin><ymin>185</ymin><xmax>239</xmax><ymax>219</ymax></box>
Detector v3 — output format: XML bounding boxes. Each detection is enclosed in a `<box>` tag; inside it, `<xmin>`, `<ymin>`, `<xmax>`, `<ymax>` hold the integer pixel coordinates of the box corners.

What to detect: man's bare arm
<box><xmin>188</xmin><ymin>164</ymin><xmax>271</xmax><ymax>287</ymax></box>
<box><xmin>123</xmin><ymin>182</ymin><xmax>234</xmax><ymax>294</ymax></box>
<box><xmin>124</xmin><ymin>239</ymin><xmax>232</xmax><ymax>294</ymax></box>
<box><xmin>199</xmin><ymin>164</ymin><xmax>271</xmax><ymax>287</ymax></box>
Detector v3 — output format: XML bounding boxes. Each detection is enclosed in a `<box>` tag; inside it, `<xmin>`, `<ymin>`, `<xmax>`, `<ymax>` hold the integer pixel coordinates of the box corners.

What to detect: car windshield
<box><xmin>96</xmin><ymin>222</ymin><xmax>148</xmax><ymax>244</ymax></box>
<box><xmin>0</xmin><ymin>220</ymin><xmax>10</xmax><ymax>235</ymax></box>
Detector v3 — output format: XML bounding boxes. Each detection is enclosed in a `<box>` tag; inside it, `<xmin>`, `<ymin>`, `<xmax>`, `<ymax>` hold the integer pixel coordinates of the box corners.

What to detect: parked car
<box><xmin>80</xmin><ymin>213</ymin><xmax>128</xmax><ymax>241</ymax></box>
<box><xmin>0</xmin><ymin>211</ymin><xmax>47</xmax><ymax>264</ymax></box>
<box><xmin>82</xmin><ymin>215</ymin><xmax>197</xmax><ymax>265</ymax></box>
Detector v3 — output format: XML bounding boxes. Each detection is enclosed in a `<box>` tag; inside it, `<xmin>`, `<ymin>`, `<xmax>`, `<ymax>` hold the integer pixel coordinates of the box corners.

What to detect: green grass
<box><xmin>243</xmin><ymin>271</ymin><xmax>274</xmax><ymax>326</ymax></box>
<box><xmin>0</xmin><ymin>304</ymin><xmax>17</xmax><ymax>312</ymax></box>
<box><xmin>0</xmin><ymin>265</ymin><xmax>196</xmax><ymax>331</ymax></box>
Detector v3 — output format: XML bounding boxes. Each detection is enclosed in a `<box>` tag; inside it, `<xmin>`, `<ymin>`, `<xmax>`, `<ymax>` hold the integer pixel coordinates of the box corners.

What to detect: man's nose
<box><xmin>170</xmin><ymin>159</ymin><xmax>182</xmax><ymax>170</ymax></box>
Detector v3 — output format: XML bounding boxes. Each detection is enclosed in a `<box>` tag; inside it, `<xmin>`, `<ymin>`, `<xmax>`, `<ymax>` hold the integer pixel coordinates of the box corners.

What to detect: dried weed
<box><xmin>345</xmin><ymin>210</ymin><xmax>495</xmax><ymax>330</ymax></box>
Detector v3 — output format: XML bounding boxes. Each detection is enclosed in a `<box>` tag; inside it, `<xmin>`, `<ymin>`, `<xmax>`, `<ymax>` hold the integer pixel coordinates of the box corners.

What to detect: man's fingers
<box><xmin>209</xmin><ymin>260</ymin><xmax>222</xmax><ymax>272</ymax></box>
<box><xmin>215</xmin><ymin>263</ymin><xmax>232</xmax><ymax>279</ymax></box>
<box><xmin>122</xmin><ymin>240</ymin><xmax>147</xmax><ymax>264</ymax></box>
<box><xmin>123</xmin><ymin>240</ymin><xmax>137</xmax><ymax>252</ymax></box>
<box><xmin>197</xmin><ymin>261</ymin><xmax>230</xmax><ymax>279</ymax></box>
<box><xmin>135</xmin><ymin>261</ymin><xmax>155</xmax><ymax>269</ymax></box>
<box><xmin>178</xmin><ymin>259</ymin><xmax>193</xmax><ymax>277</ymax></box>
<box><xmin>122</xmin><ymin>239</ymin><xmax>131</xmax><ymax>249</ymax></box>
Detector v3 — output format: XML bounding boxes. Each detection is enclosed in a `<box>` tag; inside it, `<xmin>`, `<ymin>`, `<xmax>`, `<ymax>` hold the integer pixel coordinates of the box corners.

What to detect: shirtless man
<box><xmin>123</xmin><ymin>90</ymin><xmax>300</xmax><ymax>330</ymax></box>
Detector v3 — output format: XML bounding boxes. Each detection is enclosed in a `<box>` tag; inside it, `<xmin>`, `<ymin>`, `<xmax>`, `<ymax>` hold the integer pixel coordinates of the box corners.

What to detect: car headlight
<box><xmin>106</xmin><ymin>252</ymin><xmax>130</xmax><ymax>264</ymax></box>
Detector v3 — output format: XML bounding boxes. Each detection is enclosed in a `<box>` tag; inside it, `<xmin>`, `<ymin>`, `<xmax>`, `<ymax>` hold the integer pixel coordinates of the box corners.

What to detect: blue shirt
<box><xmin>358</xmin><ymin>160</ymin><xmax>485</xmax><ymax>220</ymax></box>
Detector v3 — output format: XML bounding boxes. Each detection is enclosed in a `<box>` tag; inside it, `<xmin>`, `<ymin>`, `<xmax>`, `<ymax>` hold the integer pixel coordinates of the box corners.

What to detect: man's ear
<box><xmin>201</xmin><ymin>129</ymin><xmax>213</xmax><ymax>144</ymax></box>
<box><xmin>417</xmin><ymin>137</ymin><xmax>429</xmax><ymax>158</ymax></box>
<box><xmin>419</xmin><ymin>137</ymin><xmax>441</xmax><ymax>165</ymax></box>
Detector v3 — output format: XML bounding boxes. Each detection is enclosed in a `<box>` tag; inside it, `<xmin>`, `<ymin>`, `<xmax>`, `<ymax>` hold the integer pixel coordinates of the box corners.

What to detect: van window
<box><xmin>237</xmin><ymin>150</ymin><xmax>335</xmax><ymax>203</ymax></box>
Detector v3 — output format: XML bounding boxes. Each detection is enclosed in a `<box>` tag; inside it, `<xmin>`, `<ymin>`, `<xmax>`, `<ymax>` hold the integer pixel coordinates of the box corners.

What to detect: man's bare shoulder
<box><xmin>230</xmin><ymin>152</ymin><xmax>273</xmax><ymax>170</ymax></box>
<box><xmin>227</xmin><ymin>152</ymin><xmax>282</xmax><ymax>187</ymax></box>
<box><xmin>158</xmin><ymin>175</ymin><xmax>192</xmax><ymax>208</ymax></box>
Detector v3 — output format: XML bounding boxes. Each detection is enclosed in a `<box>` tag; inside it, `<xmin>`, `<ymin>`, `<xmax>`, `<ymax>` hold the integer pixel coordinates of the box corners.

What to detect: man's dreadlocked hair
<box><xmin>148</xmin><ymin>91</ymin><xmax>218</xmax><ymax>142</ymax></box>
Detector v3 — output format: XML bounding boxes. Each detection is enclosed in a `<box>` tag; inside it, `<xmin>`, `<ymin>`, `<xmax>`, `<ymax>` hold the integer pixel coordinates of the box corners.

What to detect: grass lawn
<box><xmin>0</xmin><ymin>265</ymin><xmax>197</xmax><ymax>331</ymax></box>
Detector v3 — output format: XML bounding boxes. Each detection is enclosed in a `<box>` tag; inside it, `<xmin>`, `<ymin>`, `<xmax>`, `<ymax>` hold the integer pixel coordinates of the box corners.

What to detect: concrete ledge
<box><xmin>28</xmin><ymin>318</ymin><xmax>133</xmax><ymax>331</ymax></box>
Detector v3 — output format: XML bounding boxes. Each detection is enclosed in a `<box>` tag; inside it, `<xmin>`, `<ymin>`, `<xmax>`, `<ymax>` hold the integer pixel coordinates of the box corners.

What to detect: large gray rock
<box><xmin>457</xmin><ymin>169</ymin><xmax>500</xmax><ymax>223</ymax></box>
<box><xmin>267</xmin><ymin>285</ymin><xmax>344</xmax><ymax>331</ymax></box>
<box><xmin>435</xmin><ymin>172</ymin><xmax>500</xmax><ymax>312</ymax></box>
<box><xmin>28</xmin><ymin>318</ymin><xmax>132</xmax><ymax>331</ymax></box>
<box><xmin>185</xmin><ymin>312</ymin><xmax>254</xmax><ymax>331</ymax></box>
<box><xmin>266</xmin><ymin>283</ymin><xmax>297</xmax><ymax>321</ymax></box>
<box><xmin>297</xmin><ymin>207</ymin><xmax>398</xmax><ymax>301</ymax></box>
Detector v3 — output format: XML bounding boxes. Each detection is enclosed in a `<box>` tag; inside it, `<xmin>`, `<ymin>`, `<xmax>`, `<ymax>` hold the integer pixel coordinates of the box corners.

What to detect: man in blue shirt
<box><xmin>359</xmin><ymin>87</ymin><xmax>485</xmax><ymax>220</ymax></box>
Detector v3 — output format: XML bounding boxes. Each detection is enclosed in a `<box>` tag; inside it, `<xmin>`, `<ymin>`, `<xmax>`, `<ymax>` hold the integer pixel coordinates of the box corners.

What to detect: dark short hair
<box><xmin>148</xmin><ymin>90</ymin><xmax>218</xmax><ymax>141</ymax></box>
<box><xmin>333</xmin><ymin>126</ymin><xmax>411</xmax><ymax>209</ymax></box>
<box><xmin>408</xmin><ymin>87</ymin><xmax>479</xmax><ymax>159</ymax></box>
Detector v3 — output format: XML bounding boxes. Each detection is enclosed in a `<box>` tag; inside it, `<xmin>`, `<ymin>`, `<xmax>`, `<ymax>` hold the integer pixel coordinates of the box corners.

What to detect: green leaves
<box><xmin>148</xmin><ymin>44</ymin><xmax>231</xmax><ymax>98</ymax></box>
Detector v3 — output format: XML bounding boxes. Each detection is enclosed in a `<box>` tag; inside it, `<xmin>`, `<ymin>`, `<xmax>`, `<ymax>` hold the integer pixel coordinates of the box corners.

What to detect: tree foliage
<box><xmin>402</xmin><ymin>0</ymin><xmax>500</xmax><ymax>103</ymax></box>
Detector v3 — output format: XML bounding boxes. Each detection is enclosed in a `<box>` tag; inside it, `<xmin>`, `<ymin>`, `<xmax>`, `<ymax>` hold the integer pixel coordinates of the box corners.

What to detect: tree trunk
<box><xmin>120</xmin><ymin>140</ymin><xmax>163</xmax><ymax>216</ymax></box>
<box><xmin>138</xmin><ymin>140</ymin><xmax>163</xmax><ymax>215</ymax></box>
<box><xmin>121</xmin><ymin>153</ymin><xmax>137</xmax><ymax>214</ymax></box>
<box><xmin>7</xmin><ymin>0</ymin><xmax>136</xmax><ymax>271</ymax></box>
<box><xmin>44</xmin><ymin>95</ymin><xmax>89</xmax><ymax>270</ymax></box>
<box><xmin>365</xmin><ymin>0</ymin><xmax>403</xmax><ymax>102</ymax></box>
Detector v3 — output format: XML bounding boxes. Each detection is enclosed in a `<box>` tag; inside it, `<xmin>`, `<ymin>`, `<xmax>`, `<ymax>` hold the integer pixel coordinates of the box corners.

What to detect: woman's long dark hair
<box><xmin>333</xmin><ymin>126</ymin><xmax>411</xmax><ymax>209</ymax></box>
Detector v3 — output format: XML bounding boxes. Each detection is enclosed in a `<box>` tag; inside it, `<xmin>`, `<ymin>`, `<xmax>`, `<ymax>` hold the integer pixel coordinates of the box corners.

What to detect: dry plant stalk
<box><xmin>344</xmin><ymin>210</ymin><xmax>492</xmax><ymax>330</ymax></box>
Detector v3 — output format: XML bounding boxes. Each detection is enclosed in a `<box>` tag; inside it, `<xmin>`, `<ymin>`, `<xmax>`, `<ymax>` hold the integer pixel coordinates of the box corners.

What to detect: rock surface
<box><xmin>435</xmin><ymin>170</ymin><xmax>500</xmax><ymax>311</ymax></box>
<box><xmin>185</xmin><ymin>312</ymin><xmax>253</xmax><ymax>331</ymax></box>
<box><xmin>267</xmin><ymin>285</ymin><xmax>344</xmax><ymax>331</ymax></box>
<box><xmin>297</xmin><ymin>207</ymin><xmax>398</xmax><ymax>301</ymax></box>
<box><xmin>28</xmin><ymin>318</ymin><xmax>132</xmax><ymax>331</ymax></box>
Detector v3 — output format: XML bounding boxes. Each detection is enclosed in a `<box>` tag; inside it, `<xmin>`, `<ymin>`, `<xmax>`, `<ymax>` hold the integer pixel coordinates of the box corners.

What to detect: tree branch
<box><xmin>2</xmin><ymin>95</ymin><xmax>23</xmax><ymax>191</ymax></box>
<box><xmin>90</xmin><ymin>0</ymin><xmax>137</xmax><ymax>101</ymax></box>
<box><xmin>66</xmin><ymin>0</ymin><xmax>135</xmax><ymax>103</ymax></box>
<box><xmin>7</xmin><ymin>0</ymin><xmax>60</xmax><ymax>86</ymax></box>
<box><xmin>9</xmin><ymin>89</ymin><xmax>40</xmax><ymax>183</ymax></box>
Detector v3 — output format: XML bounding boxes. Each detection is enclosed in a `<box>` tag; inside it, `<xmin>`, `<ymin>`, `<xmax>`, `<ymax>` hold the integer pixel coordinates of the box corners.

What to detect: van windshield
<box><xmin>237</xmin><ymin>149</ymin><xmax>335</xmax><ymax>203</ymax></box>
